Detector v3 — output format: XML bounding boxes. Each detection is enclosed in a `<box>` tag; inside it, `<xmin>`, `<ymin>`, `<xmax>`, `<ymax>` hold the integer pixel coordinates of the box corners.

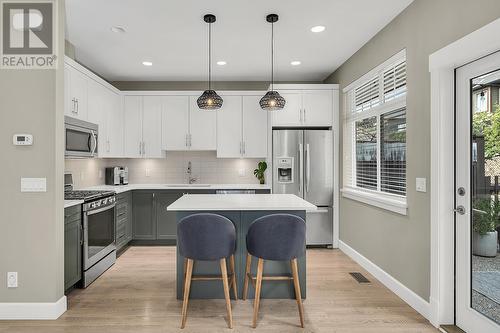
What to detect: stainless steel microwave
<box><xmin>64</xmin><ymin>116</ymin><xmax>98</xmax><ymax>158</ymax></box>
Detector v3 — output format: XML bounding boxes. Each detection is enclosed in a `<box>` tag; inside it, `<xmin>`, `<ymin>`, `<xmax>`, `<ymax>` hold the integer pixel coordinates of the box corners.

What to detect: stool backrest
<box><xmin>177</xmin><ymin>213</ymin><xmax>236</xmax><ymax>261</ymax></box>
<box><xmin>246</xmin><ymin>214</ymin><xmax>306</xmax><ymax>261</ymax></box>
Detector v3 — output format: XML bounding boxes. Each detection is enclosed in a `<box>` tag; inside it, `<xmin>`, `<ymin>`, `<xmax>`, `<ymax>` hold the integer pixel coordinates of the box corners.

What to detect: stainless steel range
<box><xmin>64</xmin><ymin>175</ymin><xmax>117</xmax><ymax>288</ymax></box>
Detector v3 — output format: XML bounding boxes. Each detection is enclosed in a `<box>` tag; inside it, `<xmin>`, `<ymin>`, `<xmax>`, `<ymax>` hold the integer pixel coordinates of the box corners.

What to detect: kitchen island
<box><xmin>167</xmin><ymin>194</ymin><xmax>316</xmax><ymax>300</ymax></box>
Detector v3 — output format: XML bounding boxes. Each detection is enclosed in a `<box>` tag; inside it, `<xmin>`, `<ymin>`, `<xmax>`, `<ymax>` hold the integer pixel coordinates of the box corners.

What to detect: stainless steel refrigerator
<box><xmin>273</xmin><ymin>129</ymin><xmax>333</xmax><ymax>246</ymax></box>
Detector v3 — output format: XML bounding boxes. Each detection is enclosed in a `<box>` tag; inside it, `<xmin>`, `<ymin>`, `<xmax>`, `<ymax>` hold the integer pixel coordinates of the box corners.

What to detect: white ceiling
<box><xmin>66</xmin><ymin>0</ymin><xmax>413</xmax><ymax>82</ymax></box>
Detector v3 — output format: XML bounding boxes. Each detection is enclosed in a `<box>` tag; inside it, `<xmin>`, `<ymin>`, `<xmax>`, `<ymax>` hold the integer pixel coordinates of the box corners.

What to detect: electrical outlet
<box><xmin>145</xmin><ymin>168</ymin><xmax>150</xmax><ymax>177</ymax></box>
<box><xmin>98</xmin><ymin>170</ymin><xmax>103</xmax><ymax>179</ymax></box>
<box><xmin>80</xmin><ymin>171</ymin><xmax>85</xmax><ymax>181</ymax></box>
<box><xmin>7</xmin><ymin>272</ymin><xmax>18</xmax><ymax>288</ymax></box>
<box><xmin>238</xmin><ymin>168</ymin><xmax>246</xmax><ymax>177</ymax></box>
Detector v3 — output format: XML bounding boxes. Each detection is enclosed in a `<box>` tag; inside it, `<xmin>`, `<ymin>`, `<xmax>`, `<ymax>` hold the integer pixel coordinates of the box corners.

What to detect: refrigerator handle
<box><xmin>299</xmin><ymin>143</ymin><xmax>304</xmax><ymax>195</ymax></box>
<box><xmin>306</xmin><ymin>143</ymin><xmax>310</xmax><ymax>192</ymax></box>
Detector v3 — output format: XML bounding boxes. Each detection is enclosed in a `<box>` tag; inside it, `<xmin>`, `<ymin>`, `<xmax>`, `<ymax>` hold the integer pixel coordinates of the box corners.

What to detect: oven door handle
<box><xmin>86</xmin><ymin>203</ymin><xmax>116</xmax><ymax>216</ymax></box>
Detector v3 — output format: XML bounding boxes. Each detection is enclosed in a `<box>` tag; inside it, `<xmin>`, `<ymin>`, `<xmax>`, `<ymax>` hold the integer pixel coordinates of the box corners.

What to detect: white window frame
<box><xmin>341</xmin><ymin>49</ymin><xmax>408</xmax><ymax>215</ymax></box>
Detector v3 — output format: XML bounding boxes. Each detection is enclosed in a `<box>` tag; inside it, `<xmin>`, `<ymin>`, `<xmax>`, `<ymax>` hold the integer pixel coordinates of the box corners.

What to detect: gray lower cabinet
<box><xmin>133</xmin><ymin>191</ymin><xmax>156</xmax><ymax>240</ymax></box>
<box><xmin>156</xmin><ymin>192</ymin><xmax>183</xmax><ymax>240</ymax></box>
<box><xmin>64</xmin><ymin>205</ymin><xmax>82</xmax><ymax>291</ymax></box>
<box><xmin>116</xmin><ymin>192</ymin><xmax>132</xmax><ymax>251</ymax></box>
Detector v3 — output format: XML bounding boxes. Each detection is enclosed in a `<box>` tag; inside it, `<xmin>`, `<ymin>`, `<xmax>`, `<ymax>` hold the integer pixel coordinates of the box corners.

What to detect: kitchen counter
<box><xmin>81</xmin><ymin>183</ymin><xmax>271</xmax><ymax>194</ymax></box>
<box><xmin>167</xmin><ymin>193</ymin><xmax>316</xmax><ymax>211</ymax></box>
<box><xmin>64</xmin><ymin>200</ymin><xmax>84</xmax><ymax>208</ymax></box>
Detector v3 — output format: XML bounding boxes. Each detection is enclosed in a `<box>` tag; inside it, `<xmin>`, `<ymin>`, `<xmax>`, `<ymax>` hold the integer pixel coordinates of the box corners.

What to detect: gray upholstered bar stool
<box><xmin>177</xmin><ymin>213</ymin><xmax>237</xmax><ymax>329</ymax></box>
<box><xmin>243</xmin><ymin>214</ymin><xmax>306</xmax><ymax>328</ymax></box>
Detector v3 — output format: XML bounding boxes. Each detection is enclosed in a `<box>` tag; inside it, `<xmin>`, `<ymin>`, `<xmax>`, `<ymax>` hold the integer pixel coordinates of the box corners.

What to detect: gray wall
<box><xmin>111</xmin><ymin>81</ymin><xmax>320</xmax><ymax>91</ymax></box>
<box><xmin>0</xmin><ymin>0</ymin><xmax>65</xmax><ymax>303</ymax></box>
<box><xmin>324</xmin><ymin>0</ymin><xmax>500</xmax><ymax>300</ymax></box>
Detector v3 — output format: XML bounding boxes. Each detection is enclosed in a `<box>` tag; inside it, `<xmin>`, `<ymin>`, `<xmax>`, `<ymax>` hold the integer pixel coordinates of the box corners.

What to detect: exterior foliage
<box><xmin>472</xmin><ymin>104</ymin><xmax>500</xmax><ymax>159</ymax></box>
<box><xmin>473</xmin><ymin>197</ymin><xmax>500</xmax><ymax>235</ymax></box>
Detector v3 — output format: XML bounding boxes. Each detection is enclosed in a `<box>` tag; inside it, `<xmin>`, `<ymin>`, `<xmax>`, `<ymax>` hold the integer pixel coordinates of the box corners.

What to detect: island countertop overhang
<box><xmin>167</xmin><ymin>194</ymin><xmax>317</xmax><ymax>212</ymax></box>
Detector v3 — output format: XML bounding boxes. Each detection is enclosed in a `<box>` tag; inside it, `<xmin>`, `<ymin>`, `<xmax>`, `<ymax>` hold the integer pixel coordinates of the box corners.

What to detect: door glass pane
<box><xmin>355</xmin><ymin>117</ymin><xmax>377</xmax><ymax>190</ymax></box>
<box><xmin>471</xmin><ymin>70</ymin><xmax>500</xmax><ymax>324</ymax></box>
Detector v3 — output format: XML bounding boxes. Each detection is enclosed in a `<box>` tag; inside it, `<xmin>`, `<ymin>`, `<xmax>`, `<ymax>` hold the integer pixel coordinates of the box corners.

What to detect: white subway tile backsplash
<box><xmin>65</xmin><ymin>151</ymin><xmax>264</xmax><ymax>188</ymax></box>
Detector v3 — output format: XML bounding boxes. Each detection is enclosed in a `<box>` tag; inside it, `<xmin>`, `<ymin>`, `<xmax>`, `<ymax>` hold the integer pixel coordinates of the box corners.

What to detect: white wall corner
<box><xmin>339</xmin><ymin>241</ymin><xmax>432</xmax><ymax>322</ymax></box>
<box><xmin>0</xmin><ymin>296</ymin><xmax>67</xmax><ymax>320</ymax></box>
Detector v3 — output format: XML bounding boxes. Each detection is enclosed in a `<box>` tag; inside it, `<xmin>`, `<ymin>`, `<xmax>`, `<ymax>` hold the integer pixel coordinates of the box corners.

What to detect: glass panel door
<box><xmin>456</xmin><ymin>52</ymin><xmax>500</xmax><ymax>333</ymax></box>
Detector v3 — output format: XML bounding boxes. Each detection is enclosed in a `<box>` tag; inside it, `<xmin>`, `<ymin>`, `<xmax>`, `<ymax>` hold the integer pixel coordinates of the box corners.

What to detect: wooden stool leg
<box><xmin>220</xmin><ymin>258</ymin><xmax>233</xmax><ymax>329</ymax></box>
<box><xmin>180</xmin><ymin>259</ymin><xmax>193</xmax><ymax>329</ymax></box>
<box><xmin>252</xmin><ymin>258</ymin><xmax>264</xmax><ymax>328</ymax></box>
<box><xmin>229</xmin><ymin>255</ymin><xmax>238</xmax><ymax>299</ymax></box>
<box><xmin>291</xmin><ymin>258</ymin><xmax>305</xmax><ymax>328</ymax></box>
<box><xmin>242</xmin><ymin>253</ymin><xmax>252</xmax><ymax>300</ymax></box>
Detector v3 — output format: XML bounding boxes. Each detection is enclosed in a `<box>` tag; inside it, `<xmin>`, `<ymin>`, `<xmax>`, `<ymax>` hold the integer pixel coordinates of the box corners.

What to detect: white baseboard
<box><xmin>0</xmin><ymin>296</ymin><xmax>67</xmax><ymax>320</ymax></box>
<box><xmin>339</xmin><ymin>240</ymin><xmax>431</xmax><ymax>321</ymax></box>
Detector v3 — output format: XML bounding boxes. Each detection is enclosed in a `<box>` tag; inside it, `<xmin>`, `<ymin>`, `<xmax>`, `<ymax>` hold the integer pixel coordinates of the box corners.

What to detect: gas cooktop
<box><xmin>64</xmin><ymin>190</ymin><xmax>115</xmax><ymax>202</ymax></box>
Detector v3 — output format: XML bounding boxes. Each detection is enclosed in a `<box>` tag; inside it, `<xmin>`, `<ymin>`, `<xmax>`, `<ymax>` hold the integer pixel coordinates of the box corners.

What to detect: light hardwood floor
<box><xmin>0</xmin><ymin>247</ymin><xmax>438</xmax><ymax>333</ymax></box>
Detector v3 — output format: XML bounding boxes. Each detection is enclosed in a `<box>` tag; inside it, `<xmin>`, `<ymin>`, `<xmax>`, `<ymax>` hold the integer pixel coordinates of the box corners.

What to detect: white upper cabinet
<box><xmin>64</xmin><ymin>64</ymin><xmax>88</xmax><ymax>120</ymax></box>
<box><xmin>123</xmin><ymin>96</ymin><xmax>163</xmax><ymax>158</ymax></box>
<box><xmin>123</xmin><ymin>96</ymin><xmax>143</xmax><ymax>158</ymax></box>
<box><xmin>162</xmin><ymin>96</ymin><xmax>190</xmax><ymax>150</ymax></box>
<box><xmin>189</xmin><ymin>96</ymin><xmax>217</xmax><ymax>150</ymax></box>
<box><xmin>105</xmin><ymin>91</ymin><xmax>123</xmax><ymax>157</ymax></box>
<box><xmin>216</xmin><ymin>95</ymin><xmax>268</xmax><ymax>158</ymax></box>
<box><xmin>302</xmin><ymin>90</ymin><xmax>333</xmax><ymax>126</ymax></box>
<box><xmin>216</xmin><ymin>96</ymin><xmax>243</xmax><ymax>158</ymax></box>
<box><xmin>271</xmin><ymin>92</ymin><xmax>302</xmax><ymax>126</ymax></box>
<box><xmin>242</xmin><ymin>96</ymin><xmax>268</xmax><ymax>158</ymax></box>
<box><xmin>142</xmin><ymin>96</ymin><xmax>163</xmax><ymax>158</ymax></box>
<box><xmin>271</xmin><ymin>89</ymin><xmax>335</xmax><ymax>127</ymax></box>
<box><xmin>86</xmin><ymin>80</ymin><xmax>107</xmax><ymax>155</ymax></box>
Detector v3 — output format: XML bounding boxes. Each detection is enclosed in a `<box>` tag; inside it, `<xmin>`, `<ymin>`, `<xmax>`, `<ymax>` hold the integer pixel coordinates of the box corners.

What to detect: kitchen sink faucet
<box><xmin>187</xmin><ymin>161</ymin><xmax>197</xmax><ymax>184</ymax></box>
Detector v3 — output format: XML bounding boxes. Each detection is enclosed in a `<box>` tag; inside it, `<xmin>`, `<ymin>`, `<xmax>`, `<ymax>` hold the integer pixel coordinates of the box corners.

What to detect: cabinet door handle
<box><xmin>107</xmin><ymin>140</ymin><xmax>110</xmax><ymax>152</ymax></box>
<box><xmin>142</xmin><ymin>142</ymin><xmax>146</xmax><ymax>156</ymax></box>
<box><xmin>243</xmin><ymin>141</ymin><xmax>246</xmax><ymax>155</ymax></box>
<box><xmin>299</xmin><ymin>109</ymin><xmax>303</xmax><ymax>123</ymax></box>
<box><xmin>79</xmin><ymin>224</ymin><xmax>83</xmax><ymax>246</ymax></box>
<box><xmin>189</xmin><ymin>134</ymin><xmax>192</xmax><ymax>147</ymax></box>
<box><xmin>303</xmin><ymin>108</ymin><xmax>306</xmax><ymax>123</ymax></box>
<box><xmin>185</xmin><ymin>134</ymin><xmax>189</xmax><ymax>147</ymax></box>
<box><xmin>139</xmin><ymin>141</ymin><xmax>142</xmax><ymax>155</ymax></box>
<box><xmin>75</xmin><ymin>99</ymin><xmax>79</xmax><ymax>114</ymax></box>
<box><xmin>239</xmin><ymin>141</ymin><xmax>242</xmax><ymax>155</ymax></box>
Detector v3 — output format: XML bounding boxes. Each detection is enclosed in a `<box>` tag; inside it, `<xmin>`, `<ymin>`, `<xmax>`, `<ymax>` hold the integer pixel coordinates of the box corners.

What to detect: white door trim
<box><xmin>429</xmin><ymin>17</ymin><xmax>500</xmax><ymax>327</ymax></box>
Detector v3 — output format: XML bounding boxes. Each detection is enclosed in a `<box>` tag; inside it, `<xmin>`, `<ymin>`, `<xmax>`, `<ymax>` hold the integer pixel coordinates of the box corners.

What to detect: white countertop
<box><xmin>64</xmin><ymin>200</ymin><xmax>84</xmax><ymax>209</ymax></box>
<box><xmin>81</xmin><ymin>183</ymin><xmax>271</xmax><ymax>194</ymax></box>
<box><xmin>167</xmin><ymin>194</ymin><xmax>317</xmax><ymax>212</ymax></box>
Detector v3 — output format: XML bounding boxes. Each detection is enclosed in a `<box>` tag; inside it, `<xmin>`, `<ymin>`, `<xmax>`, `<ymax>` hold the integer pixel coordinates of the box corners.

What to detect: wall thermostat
<box><xmin>13</xmin><ymin>134</ymin><xmax>33</xmax><ymax>146</ymax></box>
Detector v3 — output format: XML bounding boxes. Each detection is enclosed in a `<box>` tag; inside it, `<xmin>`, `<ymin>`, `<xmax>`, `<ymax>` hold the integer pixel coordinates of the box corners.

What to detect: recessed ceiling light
<box><xmin>291</xmin><ymin>60</ymin><xmax>301</xmax><ymax>66</ymax></box>
<box><xmin>311</xmin><ymin>25</ymin><xmax>326</xmax><ymax>33</ymax></box>
<box><xmin>217</xmin><ymin>61</ymin><xmax>227</xmax><ymax>66</ymax></box>
<box><xmin>142</xmin><ymin>61</ymin><xmax>153</xmax><ymax>66</ymax></box>
<box><xmin>111</xmin><ymin>26</ymin><xmax>126</xmax><ymax>33</ymax></box>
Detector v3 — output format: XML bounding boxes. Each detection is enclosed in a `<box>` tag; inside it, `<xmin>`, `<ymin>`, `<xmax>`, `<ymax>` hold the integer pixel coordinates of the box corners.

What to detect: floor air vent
<box><xmin>349</xmin><ymin>272</ymin><xmax>370</xmax><ymax>283</ymax></box>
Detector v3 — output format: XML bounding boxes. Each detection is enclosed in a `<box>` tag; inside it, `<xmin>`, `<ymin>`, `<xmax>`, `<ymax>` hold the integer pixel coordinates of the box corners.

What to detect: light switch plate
<box><xmin>20</xmin><ymin>178</ymin><xmax>46</xmax><ymax>192</ymax></box>
<box><xmin>416</xmin><ymin>178</ymin><xmax>427</xmax><ymax>192</ymax></box>
<box><xmin>7</xmin><ymin>272</ymin><xmax>18</xmax><ymax>288</ymax></box>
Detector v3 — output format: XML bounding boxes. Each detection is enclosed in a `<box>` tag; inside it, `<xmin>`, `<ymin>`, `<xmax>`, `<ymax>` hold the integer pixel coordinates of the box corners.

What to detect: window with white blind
<box><xmin>341</xmin><ymin>49</ymin><xmax>408</xmax><ymax>215</ymax></box>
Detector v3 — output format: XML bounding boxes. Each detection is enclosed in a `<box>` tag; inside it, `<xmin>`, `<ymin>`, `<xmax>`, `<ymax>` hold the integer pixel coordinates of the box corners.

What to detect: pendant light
<box><xmin>197</xmin><ymin>14</ymin><xmax>223</xmax><ymax>110</ymax></box>
<box><xmin>260</xmin><ymin>14</ymin><xmax>285</xmax><ymax>111</ymax></box>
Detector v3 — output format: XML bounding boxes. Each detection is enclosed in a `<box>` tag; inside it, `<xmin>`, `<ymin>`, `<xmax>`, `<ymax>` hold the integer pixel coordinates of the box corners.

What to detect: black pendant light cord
<box><xmin>208</xmin><ymin>21</ymin><xmax>212</xmax><ymax>90</ymax></box>
<box><xmin>271</xmin><ymin>20</ymin><xmax>274</xmax><ymax>91</ymax></box>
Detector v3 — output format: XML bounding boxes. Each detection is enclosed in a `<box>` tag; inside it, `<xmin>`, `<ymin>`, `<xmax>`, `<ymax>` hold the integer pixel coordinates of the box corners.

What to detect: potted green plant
<box><xmin>472</xmin><ymin>197</ymin><xmax>500</xmax><ymax>257</ymax></box>
<box><xmin>253</xmin><ymin>161</ymin><xmax>267</xmax><ymax>185</ymax></box>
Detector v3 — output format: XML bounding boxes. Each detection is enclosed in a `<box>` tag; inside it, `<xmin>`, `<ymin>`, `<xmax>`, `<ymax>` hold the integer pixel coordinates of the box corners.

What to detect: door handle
<box><xmin>243</xmin><ymin>141</ymin><xmax>246</xmax><ymax>155</ymax></box>
<box><xmin>454</xmin><ymin>205</ymin><xmax>466</xmax><ymax>215</ymax></box>
<box><xmin>139</xmin><ymin>141</ymin><xmax>142</xmax><ymax>155</ymax></box>
<box><xmin>299</xmin><ymin>143</ymin><xmax>304</xmax><ymax>195</ymax></box>
<box><xmin>303</xmin><ymin>108</ymin><xmax>306</xmax><ymax>123</ymax></box>
<box><xmin>305</xmin><ymin>143</ymin><xmax>310</xmax><ymax>192</ymax></box>
<box><xmin>79</xmin><ymin>224</ymin><xmax>84</xmax><ymax>245</ymax></box>
<box><xmin>76</xmin><ymin>98</ymin><xmax>79</xmax><ymax>114</ymax></box>
<box><xmin>142</xmin><ymin>142</ymin><xmax>145</xmax><ymax>156</ymax></box>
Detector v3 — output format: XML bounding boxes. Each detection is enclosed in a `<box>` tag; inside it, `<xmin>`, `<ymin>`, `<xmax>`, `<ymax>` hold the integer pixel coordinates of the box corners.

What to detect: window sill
<box><xmin>341</xmin><ymin>187</ymin><xmax>408</xmax><ymax>215</ymax></box>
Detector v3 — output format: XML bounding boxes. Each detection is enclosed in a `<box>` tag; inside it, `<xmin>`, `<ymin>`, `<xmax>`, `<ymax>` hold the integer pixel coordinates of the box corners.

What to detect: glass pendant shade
<box><xmin>197</xmin><ymin>89</ymin><xmax>223</xmax><ymax>109</ymax></box>
<box><xmin>198</xmin><ymin>14</ymin><xmax>222</xmax><ymax>110</ymax></box>
<box><xmin>260</xmin><ymin>90</ymin><xmax>286</xmax><ymax>111</ymax></box>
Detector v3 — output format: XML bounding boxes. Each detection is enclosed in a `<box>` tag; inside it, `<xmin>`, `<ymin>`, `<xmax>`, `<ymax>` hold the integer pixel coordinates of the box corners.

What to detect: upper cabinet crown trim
<box><xmin>121</xmin><ymin>90</ymin><xmax>266</xmax><ymax>96</ymax></box>
<box><xmin>271</xmin><ymin>84</ymin><xmax>339</xmax><ymax>90</ymax></box>
<box><xmin>65</xmin><ymin>56</ymin><xmax>121</xmax><ymax>95</ymax></box>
